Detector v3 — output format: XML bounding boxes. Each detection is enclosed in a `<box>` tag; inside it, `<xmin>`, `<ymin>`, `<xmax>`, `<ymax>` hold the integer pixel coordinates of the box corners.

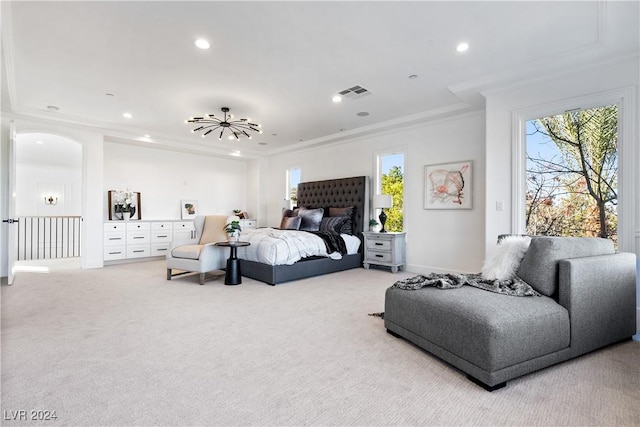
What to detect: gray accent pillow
<box><xmin>319</xmin><ymin>216</ymin><xmax>347</xmax><ymax>233</ymax></box>
<box><xmin>280</xmin><ymin>216</ymin><xmax>301</xmax><ymax>230</ymax></box>
<box><xmin>329</xmin><ymin>206</ymin><xmax>355</xmax><ymax>234</ymax></box>
<box><xmin>298</xmin><ymin>207</ymin><xmax>324</xmax><ymax>231</ymax></box>
<box><xmin>517</xmin><ymin>236</ymin><xmax>615</xmax><ymax>297</ymax></box>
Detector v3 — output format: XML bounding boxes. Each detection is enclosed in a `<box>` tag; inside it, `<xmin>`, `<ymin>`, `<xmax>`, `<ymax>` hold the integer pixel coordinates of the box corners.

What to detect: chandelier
<box><xmin>185</xmin><ymin>107</ymin><xmax>261</xmax><ymax>140</ymax></box>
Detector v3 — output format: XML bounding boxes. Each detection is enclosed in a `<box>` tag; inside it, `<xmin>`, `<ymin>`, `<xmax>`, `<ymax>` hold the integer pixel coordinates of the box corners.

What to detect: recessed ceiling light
<box><xmin>456</xmin><ymin>42</ymin><xmax>469</xmax><ymax>52</ymax></box>
<box><xmin>143</xmin><ymin>134</ymin><xmax>151</xmax><ymax>138</ymax></box>
<box><xmin>123</xmin><ymin>112</ymin><xmax>133</xmax><ymax>119</ymax></box>
<box><xmin>46</xmin><ymin>105</ymin><xmax>59</xmax><ymax>112</ymax></box>
<box><xmin>357</xmin><ymin>112</ymin><xmax>369</xmax><ymax>117</ymax></box>
<box><xmin>105</xmin><ymin>93</ymin><xmax>114</xmax><ymax>97</ymax></box>
<box><xmin>35</xmin><ymin>140</ymin><xmax>44</xmax><ymax>145</ymax></box>
<box><xmin>195</xmin><ymin>39</ymin><xmax>210</xmax><ymax>49</ymax></box>
<box><xmin>408</xmin><ymin>74</ymin><xmax>418</xmax><ymax>79</ymax></box>
<box><xmin>258</xmin><ymin>142</ymin><xmax>268</xmax><ymax>145</ymax></box>
<box><xmin>332</xmin><ymin>95</ymin><xmax>342</xmax><ymax>103</ymax></box>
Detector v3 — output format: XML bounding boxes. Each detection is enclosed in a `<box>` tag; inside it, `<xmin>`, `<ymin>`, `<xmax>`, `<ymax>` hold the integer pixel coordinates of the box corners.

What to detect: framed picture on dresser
<box><xmin>181</xmin><ymin>200</ymin><xmax>198</xmax><ymax>219</ymax></box>
<box><xmin>108</xmin><ymin>190</ymin><xmax>142</xmax><ymax>220</ymax></box>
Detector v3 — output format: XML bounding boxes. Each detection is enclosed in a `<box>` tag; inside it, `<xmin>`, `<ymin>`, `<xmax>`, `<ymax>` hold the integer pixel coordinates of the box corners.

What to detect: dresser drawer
<box><xmin>173</xmin><ymin>221</ymin><xmax>194</xmax><ymax>230</ymax></box>
<box><xmin>152</xmin><ymin>222</ymin><xmax>173</xmax><ymax>231</ymax></box>
<box><xmin>104</xmin><ymin>232</ymin><xmax>126</xmax><ymax>246</ymax></box>
<box><xmin>366</xmin><ymin>238</ymin><xmax>391</xmax><ymax>251</ymax></box>
<box><xmin>127</xmin><ymin>245</ymin><xmax>150</xmax><ymax>258</ymax></box>
<box><xmin>151</xmin><ymin>230</ymin><xmax>172</xmax><ymax>243</ymax></box>
<box><xmin>127</xmin><ymin>222</ymin><xmax>150</xmax><ymax>231</ymax></box>
<box><xmin>104</xmin><ymin>223</ymin><xmax>126</xmax><ymax>232</ymax></box>
<box><xmin>366</xmin><ymin>251</ymin><xmax>392</xmax><ymax>263</ymax></box>
<box><xmin>104</xmin><ymin>246</ymin><xmax>126</xmax><ymax>260</ymax></box>
<box><xmin>151</xmin><ymin>243</ymin><xmax>170</xmax><ymax>256</ymax></box>
<box><xmin>127</xmin><ymin>231</ymin><xmax>150</xmax><ymax>244</ymax></box>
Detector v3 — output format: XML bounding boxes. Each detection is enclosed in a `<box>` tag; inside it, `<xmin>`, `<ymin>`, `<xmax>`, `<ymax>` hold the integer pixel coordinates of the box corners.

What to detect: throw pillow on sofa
<box><xmin>481</xmin><ymin>235</ymin><xmax>532</xmax><ymax>281</ymax></box>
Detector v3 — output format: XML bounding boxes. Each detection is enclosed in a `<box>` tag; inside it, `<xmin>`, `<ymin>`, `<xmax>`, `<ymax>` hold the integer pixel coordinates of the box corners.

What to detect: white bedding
<box><xmin>235</xmin><ymin>228</ymin><xmax>361</xmax><ymax>266</ymax></box>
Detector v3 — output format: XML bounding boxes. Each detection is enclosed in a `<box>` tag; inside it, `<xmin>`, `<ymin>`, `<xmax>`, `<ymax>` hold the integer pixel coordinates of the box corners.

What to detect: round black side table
<box><xmin>214</xmin><ymin>241</ymin><xmax>251</xmax><ymax>285</ymax></box>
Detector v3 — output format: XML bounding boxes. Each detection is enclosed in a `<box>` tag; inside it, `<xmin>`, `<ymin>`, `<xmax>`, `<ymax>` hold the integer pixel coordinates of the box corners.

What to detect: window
<box><xmin>286</xmin><ymin>167</ymin><xmax>301</xmax><ymax>208</ymax></box>
<box><xmin>377</xmin><ymin>152</ymin><xmax>404</xmax><ymax>232</ymax></box>
<box><xmin>525</xmin><ymin>105</ymin><xmax>618</xmax><ymax>244</ymax></box>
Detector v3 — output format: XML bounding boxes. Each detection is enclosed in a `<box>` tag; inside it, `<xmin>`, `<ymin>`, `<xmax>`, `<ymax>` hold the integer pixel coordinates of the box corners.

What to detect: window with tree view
<box><xmin>525</xmin><ymin>105</ymin><xmax>618</xmax><ymax>245</ymax></box>
<box><xmin>379</xmin><ymin>153</ymin><xmax>404</xmax><ymax>232</ymax></box>
<box><xmin>286</xmin><ymin>167</ymin><xmax>301</xmax><ymax>209</ymax></box>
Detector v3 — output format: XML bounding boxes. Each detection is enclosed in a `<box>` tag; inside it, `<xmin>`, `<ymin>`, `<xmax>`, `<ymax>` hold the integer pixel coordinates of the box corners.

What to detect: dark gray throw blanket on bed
<box><xmin>392</xmin><ymin>273</ymin><xmax>541</xmax><ymax>297</ymax></box>
<box><xmin>308</xmin><ymin>231</ymin><xmax>348</xmax><ymax>255</ymax></box>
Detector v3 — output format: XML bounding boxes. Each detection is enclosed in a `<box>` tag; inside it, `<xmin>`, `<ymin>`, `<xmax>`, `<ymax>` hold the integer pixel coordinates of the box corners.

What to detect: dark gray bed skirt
<box><xmin>239</xmin><ymin>254</ymin><xmax>363</xmax><ymax>285</ymax></box>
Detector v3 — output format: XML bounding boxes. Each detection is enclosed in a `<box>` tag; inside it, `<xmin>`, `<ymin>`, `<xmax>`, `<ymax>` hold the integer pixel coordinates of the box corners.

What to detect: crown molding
<box><xmin>2</xmin><ymin>110</ymin><xmax>268</xmax><ymax>161</ymax></box>
<box><xmin>268</xmin><ymin>102</ymin><xmax>476</xmax><ymax>156</ymax></box>
<box><xmin>266</xmin><ymin>109</ymin><xmax>485</xmax><ymax>160</ymax></box>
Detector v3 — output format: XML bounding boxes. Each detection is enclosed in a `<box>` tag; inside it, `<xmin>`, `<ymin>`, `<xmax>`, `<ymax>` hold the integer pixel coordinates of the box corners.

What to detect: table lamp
<box><xmin>373</xmin><ymin>194</ymin><xmax>393</xmax><ymax>233</ymax></box>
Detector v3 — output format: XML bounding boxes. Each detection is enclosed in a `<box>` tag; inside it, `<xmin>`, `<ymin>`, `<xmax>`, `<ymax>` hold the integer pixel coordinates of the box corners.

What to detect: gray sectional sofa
<box><xmin>384</xmin><ymin>236</ymin><xmax>637</xmax><ymax>391</ymax></box>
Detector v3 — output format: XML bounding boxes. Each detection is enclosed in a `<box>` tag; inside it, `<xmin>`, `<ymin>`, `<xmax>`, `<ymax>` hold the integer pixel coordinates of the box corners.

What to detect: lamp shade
<box><xmin>373</xmin><ymin>194</ymin><xmax>393</xmax><ymax>209</ymax></box>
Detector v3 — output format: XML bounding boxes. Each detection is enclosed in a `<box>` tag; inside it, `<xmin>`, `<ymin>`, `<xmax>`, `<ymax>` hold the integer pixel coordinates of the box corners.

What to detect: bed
<box><xmin>238</xmin><ymin>176</ymin><xmax>369</xmax><ymax>285</ymax></box>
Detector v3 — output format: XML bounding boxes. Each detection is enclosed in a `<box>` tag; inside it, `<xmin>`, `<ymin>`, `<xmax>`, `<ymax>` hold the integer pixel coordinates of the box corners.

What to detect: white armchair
<box><xmin>166</xmin><ymin>215</ymin><xmax>229</xmax><ymax>285</ymax></box>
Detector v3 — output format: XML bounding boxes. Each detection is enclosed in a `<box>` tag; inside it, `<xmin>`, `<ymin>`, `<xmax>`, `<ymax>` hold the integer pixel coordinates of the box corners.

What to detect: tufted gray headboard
<box><xmin>296</xmin><ymin>176</ymin><xmax>369</xmax><ymax>237</ymax></box>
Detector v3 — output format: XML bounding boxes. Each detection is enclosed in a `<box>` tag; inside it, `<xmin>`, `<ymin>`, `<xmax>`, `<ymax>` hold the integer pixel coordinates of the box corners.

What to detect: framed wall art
<box><xmin>424</xmin><ymin>160</ymin><xmax>472</xmax><ymax>210</ymax></box>
<box><xmin>181</xmin><ymin>200</ymin><xmax>198</xmax><ymax>219</ymax></box>
<box><xmin>108</xmin><ymin>190</ymin><xmax>142</xmax><ymax>220</ymax></box>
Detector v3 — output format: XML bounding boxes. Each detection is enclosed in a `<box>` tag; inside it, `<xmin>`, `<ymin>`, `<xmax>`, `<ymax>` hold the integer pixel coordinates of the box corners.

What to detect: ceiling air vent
<box><xmin>338</xmin><ymin>85</ymin><xmax>372</xmax><ymax>99</ymax></box>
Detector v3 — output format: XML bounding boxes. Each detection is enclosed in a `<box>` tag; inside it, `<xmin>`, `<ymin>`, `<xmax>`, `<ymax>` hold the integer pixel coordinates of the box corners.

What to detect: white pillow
<box><xmin>481</xmin><ymin>236</ymin><xmax>532</xmax><ymax>281</ymax></box>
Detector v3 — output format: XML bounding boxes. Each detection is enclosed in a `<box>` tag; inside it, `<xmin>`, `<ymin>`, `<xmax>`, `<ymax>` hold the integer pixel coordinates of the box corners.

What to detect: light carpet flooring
<box><xmin>1</xmin><ymin>260</ymin><xmax>639</xmax><ymax>426</ymax></box>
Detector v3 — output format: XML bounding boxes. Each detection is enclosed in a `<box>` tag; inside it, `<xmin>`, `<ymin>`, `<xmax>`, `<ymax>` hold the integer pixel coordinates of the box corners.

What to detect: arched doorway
<box><xmin>14</xmin><ymin>132</ymin><xmax>82</xmax><ymax>272</ymax></box>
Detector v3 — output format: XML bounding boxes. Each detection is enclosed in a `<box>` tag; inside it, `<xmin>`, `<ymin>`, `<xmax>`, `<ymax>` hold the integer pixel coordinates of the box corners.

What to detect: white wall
<box><xmin>263</xmin><ymin>111</ymin><xmax>486</xmax><ymax>274</ymax></box>
<box><xmin>246</xmin><ymin>158</ymin><xmax>268</xmax><ymax>226</ymax></box>
<box><xmin>15</xmin><ymin>165</ymin><xmax>82</xmax><ymax>216</ymax></box>
<box><xmin>103</xmin><ymin>142</ymin><xmax>248</xmax><ymax>220</ymax></box>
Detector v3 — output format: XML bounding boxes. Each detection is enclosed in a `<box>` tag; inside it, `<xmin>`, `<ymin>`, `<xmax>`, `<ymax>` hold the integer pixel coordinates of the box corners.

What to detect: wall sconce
<box><xmin>44</xmin><ymin>196</ymin><xmax>58</xmax><ymax>205</ymax></box>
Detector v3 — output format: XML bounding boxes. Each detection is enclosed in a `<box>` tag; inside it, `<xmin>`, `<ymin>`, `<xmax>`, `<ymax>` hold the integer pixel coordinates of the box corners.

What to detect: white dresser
<box><xmin>103</xmin><ymin>220</ymin><xmax>195</xmax><ymax>262</ymax></box>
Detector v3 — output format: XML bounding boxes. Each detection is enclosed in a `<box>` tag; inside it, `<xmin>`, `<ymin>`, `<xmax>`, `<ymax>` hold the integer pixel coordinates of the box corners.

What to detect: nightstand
<box><xmin>362</xmin><ymin>231</ymin><xmax>406</xmax><ymax>273</ymax></box>
<box><xmin>239</xmin><ymin>219</ymin><xmax>257</xmax><ymax>230</ymax></box>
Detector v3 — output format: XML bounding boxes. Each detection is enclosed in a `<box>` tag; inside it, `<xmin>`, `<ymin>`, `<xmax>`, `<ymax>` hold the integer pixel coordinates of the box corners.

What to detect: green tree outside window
<box><xmin>381</xmin><ymin>165</ymin><xmax>404</xmax><ymax>232</ymax></box>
